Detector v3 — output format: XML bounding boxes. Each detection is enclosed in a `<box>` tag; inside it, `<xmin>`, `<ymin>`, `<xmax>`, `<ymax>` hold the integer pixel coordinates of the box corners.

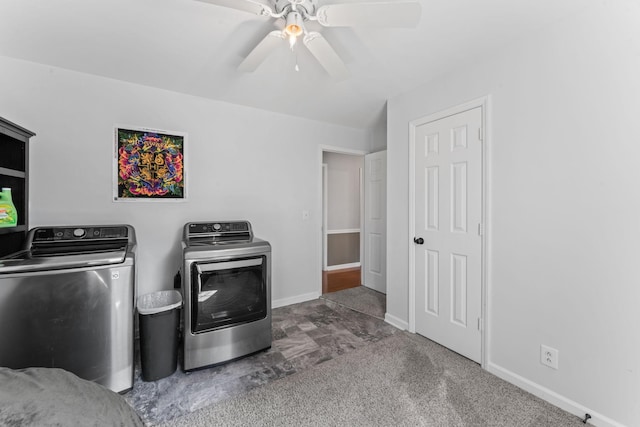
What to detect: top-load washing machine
<box><xmin>0</xmin><ymin>224</ymin><xmax>137</xmax><ymax>393</ymax></box>
<box><xmin>181</xmin><ymin>220</ymin><xmax>271</xmax><ymax>371</ymax></box>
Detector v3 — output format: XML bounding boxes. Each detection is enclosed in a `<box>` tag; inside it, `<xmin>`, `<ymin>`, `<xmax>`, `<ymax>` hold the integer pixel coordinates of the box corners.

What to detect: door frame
<box><xmin>322</xmin><ymin>163</ymin><xmax>328</xmax><ymax>270</ymax></box>
<box><xmin>408</xmin><ymin>96</ymin><xmax>491</xmax><ymax>368</ymax></box>
<box><xmin>318</xmin><ymin>145</ymin><xmax>368</xmax><ymax>295</ymax></box>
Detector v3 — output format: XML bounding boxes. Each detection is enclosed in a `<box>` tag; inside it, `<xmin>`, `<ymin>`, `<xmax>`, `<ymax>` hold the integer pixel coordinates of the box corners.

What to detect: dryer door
<box><xmin>190</xmin><ymin>256</ymin><xmax>267</xmax><ymax>333</ymax></box>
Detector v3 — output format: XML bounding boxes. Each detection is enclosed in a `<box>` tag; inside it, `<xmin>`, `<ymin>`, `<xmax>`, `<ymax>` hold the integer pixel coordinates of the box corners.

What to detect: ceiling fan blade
<box><xmin>238</xmin><ymin>31</ymin><xmax>285</xmax><ymax>72</ymax></box>
<box><xmin>303</xmin><ymin>32</ymin><xmax>349</xmax><ymax>80</ymax></box>
<box><xmin>316</xmin><ymin>1</ymin><xmax>421</xmax><ymax>27</ymax></box>
<box><xmin>195</xmin><ymin>0</ymin><xmax>273</xmax><ymax>16</ymax></box>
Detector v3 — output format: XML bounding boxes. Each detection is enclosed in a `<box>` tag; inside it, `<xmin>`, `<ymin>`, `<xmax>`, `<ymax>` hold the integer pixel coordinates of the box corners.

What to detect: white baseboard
<box><xmin>486</xmin><ymin>362</ymin><xmax>627</xmax><ymax>427</ymax></box>
<box><xmin>272</xmin><ymin>292</ymin><xmax>320</xmax><ymax>309</ymax></box>
<box><xmin>384</xmin><ymin>313</ymin><xmax>408</xmax><ymax>331</ymax></box>
<box><xmin>324</xmin><ymin>262</ymin><xmax>361</xmax><ymax>271</ymax></box>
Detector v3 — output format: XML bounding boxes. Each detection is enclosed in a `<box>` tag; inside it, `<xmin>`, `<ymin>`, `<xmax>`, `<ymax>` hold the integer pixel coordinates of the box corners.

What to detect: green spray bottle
<box><xmin>0</xmin><ymin>187</ymin><xmax>17</xmax><ymax>228</ymax></box>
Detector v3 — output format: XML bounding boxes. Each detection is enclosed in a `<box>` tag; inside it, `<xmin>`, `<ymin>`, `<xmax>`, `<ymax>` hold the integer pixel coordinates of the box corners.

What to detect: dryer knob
<box><xmin>213</xmin><ymin>223</ymin><xmax>221</xmax><ymax>231</ymax></box>
<box><xmin>73</xmin><ymin>228</ymin><xmax>86</xmax><ymax>238</ymax></box>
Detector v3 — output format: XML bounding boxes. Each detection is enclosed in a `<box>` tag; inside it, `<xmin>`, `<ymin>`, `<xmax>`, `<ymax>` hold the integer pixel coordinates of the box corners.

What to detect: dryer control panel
<box><xmin>184</xmin><ymin>221</ymin><xmax>253</xmax><ymax>243</ymax></box>
<box><xmin>188</xmin><ymin>222</ymin><xmax>249</xmax><ymax>234</ymax></box>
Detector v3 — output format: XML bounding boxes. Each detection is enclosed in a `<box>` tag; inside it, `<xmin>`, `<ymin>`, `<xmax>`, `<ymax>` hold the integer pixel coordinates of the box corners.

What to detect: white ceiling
<box><xmin>0</xmin><ymin>0</ymin><xmax>596</xmax><ymax>129</ymax></box>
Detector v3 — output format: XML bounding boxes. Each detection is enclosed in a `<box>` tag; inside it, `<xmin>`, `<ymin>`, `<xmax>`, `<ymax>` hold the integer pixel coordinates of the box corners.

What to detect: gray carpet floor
<box><xmin>320</xmin><ymin>286</ymin><xmax>386</xmax><ymax>319</ymax></box>
<box><xmin>127</xmin><ymin>298</ymin><xmax>398</xmax><ymax>425</ymax></box>
<box><xmin>160</xmin><ymin>330</ymin><xmax>584</xmax><ymax>427</ymax></box>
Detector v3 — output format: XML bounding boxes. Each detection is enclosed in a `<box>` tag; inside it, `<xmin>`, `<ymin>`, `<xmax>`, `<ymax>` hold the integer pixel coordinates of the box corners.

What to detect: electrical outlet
<box><xmin>540</xmin><ymin>345</ymin><xmax>559</xmax><ymax>369</ymax></box>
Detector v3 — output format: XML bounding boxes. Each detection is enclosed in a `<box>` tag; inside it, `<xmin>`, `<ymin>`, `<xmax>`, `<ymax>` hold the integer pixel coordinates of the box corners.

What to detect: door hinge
<box><xmin>478</xmin><ymin>127</ymin><xmax>483</xmax><ymax>141</ymax></box>
<box><xmin>477</xmin><ymin>317</ymin><xmax>483</xmax><ymax>331</ymax></box>
<box><xmin>477</xmin><ymin>223</ymin><xmax>484</xmax><ymax>236</ymax></box>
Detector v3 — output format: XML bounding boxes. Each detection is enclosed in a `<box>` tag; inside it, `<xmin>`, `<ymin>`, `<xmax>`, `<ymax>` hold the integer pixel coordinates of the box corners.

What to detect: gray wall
<box><xmin>0</xmin><ymin>55</ymin><xmax>370</xmax><ymax>307</ymax></box>
<box><xmin>323</xmin><ymin>152</ymin><xmax>363</xmax><ymax>231</ymax></box>
<box><xmin>386</xmin><ymin>1</ymin><xmax>639</xmax><ymax>425</ymax></box>
<box><xmin>327</xmin><ymin>232</ymin><xmax>359</xmax><ymax>266</ymax></box>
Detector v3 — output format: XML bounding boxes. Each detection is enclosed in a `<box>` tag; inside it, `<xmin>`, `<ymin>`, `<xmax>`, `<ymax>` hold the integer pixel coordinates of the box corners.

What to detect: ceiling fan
<box><xmin>196</xmin><ymin>0</ymin><xmax>421</xmax><ymax>79</ymax></box>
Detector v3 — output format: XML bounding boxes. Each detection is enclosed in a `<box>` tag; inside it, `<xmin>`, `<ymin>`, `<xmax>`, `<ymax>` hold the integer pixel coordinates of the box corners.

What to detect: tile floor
<box><xmin>124</xmin><ymin>298</ymin><xmax>397</xmax><ymax>426</ymax></box>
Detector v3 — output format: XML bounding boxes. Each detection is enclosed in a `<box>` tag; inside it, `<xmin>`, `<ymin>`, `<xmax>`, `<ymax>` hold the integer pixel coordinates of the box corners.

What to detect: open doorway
<box><xmin>321</xmin><ymin>150</ymin><xmax>364</xmax><ymax>294</ymax></box>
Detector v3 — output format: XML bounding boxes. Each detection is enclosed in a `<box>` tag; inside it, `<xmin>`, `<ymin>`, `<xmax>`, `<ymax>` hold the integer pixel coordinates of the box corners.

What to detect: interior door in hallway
<box><xmin>414</xmin><ymin>107</ymin><xmax>482</xmax><ymax>363</ymax></box>
<box><xmin>363</xmin><ymin>150</ymin><xmax>386</xmax><ymax>293</ymax></box>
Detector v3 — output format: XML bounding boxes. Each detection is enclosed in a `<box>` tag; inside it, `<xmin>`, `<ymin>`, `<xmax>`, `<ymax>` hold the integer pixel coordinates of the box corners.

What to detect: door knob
<box><xmin>413</xmin><ymin>237</ymin><xmax>424</xmax><ymax>245</ymax></box>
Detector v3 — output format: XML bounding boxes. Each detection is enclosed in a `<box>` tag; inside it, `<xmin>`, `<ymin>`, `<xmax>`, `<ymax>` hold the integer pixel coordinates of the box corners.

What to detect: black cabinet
<box><xmin>0</xmin><ymin>117</ymin><xmax>35</xmax><ymax>257</ymax></box>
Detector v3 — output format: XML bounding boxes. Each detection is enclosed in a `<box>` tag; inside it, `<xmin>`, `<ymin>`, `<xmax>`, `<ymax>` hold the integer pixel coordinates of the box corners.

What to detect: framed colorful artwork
<box><xmin>114</xmin><ymin>126</ymin><xmax>186</xmax><ymax>201</ymax></box>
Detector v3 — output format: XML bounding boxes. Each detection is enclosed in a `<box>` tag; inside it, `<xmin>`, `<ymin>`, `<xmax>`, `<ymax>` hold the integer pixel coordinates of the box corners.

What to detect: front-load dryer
<box><xmin>181</xmin><ymin>220</ymin><xmax>271</xmax><ymax>371</ymax></box>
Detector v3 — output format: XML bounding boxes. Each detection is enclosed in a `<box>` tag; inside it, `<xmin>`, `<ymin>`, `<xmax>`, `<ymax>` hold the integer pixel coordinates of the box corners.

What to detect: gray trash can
<box><xmin>137</xmin><ymin>290</ymin><xmax>182</xmax><ymax>381</ymax></box>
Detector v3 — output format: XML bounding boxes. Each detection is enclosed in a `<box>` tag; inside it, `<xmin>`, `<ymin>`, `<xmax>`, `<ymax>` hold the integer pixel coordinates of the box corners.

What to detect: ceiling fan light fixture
<box><xmin>285</xmin><ymin>11</ymin><xmax>304</xmax><ymax>36</ymax></box>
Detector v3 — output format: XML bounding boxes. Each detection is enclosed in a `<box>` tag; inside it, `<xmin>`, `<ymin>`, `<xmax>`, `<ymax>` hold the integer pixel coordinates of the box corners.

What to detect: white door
<box><xmin>414</xmin><ymin>108</ymin><xmax>482</xmax><ymax>363</ymax></box>
<box><xmin>363</xmin><ymin>151</ymin><xmax>387</xmax><ymax>293</ymax></box>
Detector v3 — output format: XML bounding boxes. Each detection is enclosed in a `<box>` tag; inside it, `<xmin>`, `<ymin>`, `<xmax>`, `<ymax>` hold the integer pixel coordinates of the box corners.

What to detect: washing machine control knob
<box><xmin>213</xmin><ymin>223</ymin><xmax>221</xmax><ymax>231</ymax></box>
<box><xmin>73</xmin><ymin>228</ymin><xmax>86</xmax><ymax>238</ymax></box>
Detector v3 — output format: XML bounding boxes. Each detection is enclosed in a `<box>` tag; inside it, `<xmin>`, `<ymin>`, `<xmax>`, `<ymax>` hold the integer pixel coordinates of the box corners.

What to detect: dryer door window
<box><xmin>191</xmin><ymin>256</ymin><xmax>267</xmax><ymax>333</ymax></box>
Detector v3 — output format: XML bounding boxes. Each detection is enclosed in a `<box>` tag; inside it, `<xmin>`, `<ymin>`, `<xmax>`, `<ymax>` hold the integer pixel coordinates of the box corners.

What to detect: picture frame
<box><xmin>113</xmin><ymin>126</ymin><xmax>187</xmax><ymax>201</ymax></box>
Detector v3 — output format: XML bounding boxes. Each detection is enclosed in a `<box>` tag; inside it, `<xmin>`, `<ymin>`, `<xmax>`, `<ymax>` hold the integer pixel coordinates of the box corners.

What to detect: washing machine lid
<box><xmin>0</xmin><ymin>225</ymin><xmax>132</xmax><ymax>274</ymax></box>
<box><xmin>0</xmin><ymin>249</ymin><xmax>127</xmax><ymax>274</ymax></box>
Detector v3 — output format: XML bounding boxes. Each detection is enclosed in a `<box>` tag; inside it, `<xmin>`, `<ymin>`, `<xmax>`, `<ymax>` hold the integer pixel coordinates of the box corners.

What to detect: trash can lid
<box><xmin>137</xmin><ymin>290</ymin><xmax>182</xmax><ymax>315</ymax></box>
